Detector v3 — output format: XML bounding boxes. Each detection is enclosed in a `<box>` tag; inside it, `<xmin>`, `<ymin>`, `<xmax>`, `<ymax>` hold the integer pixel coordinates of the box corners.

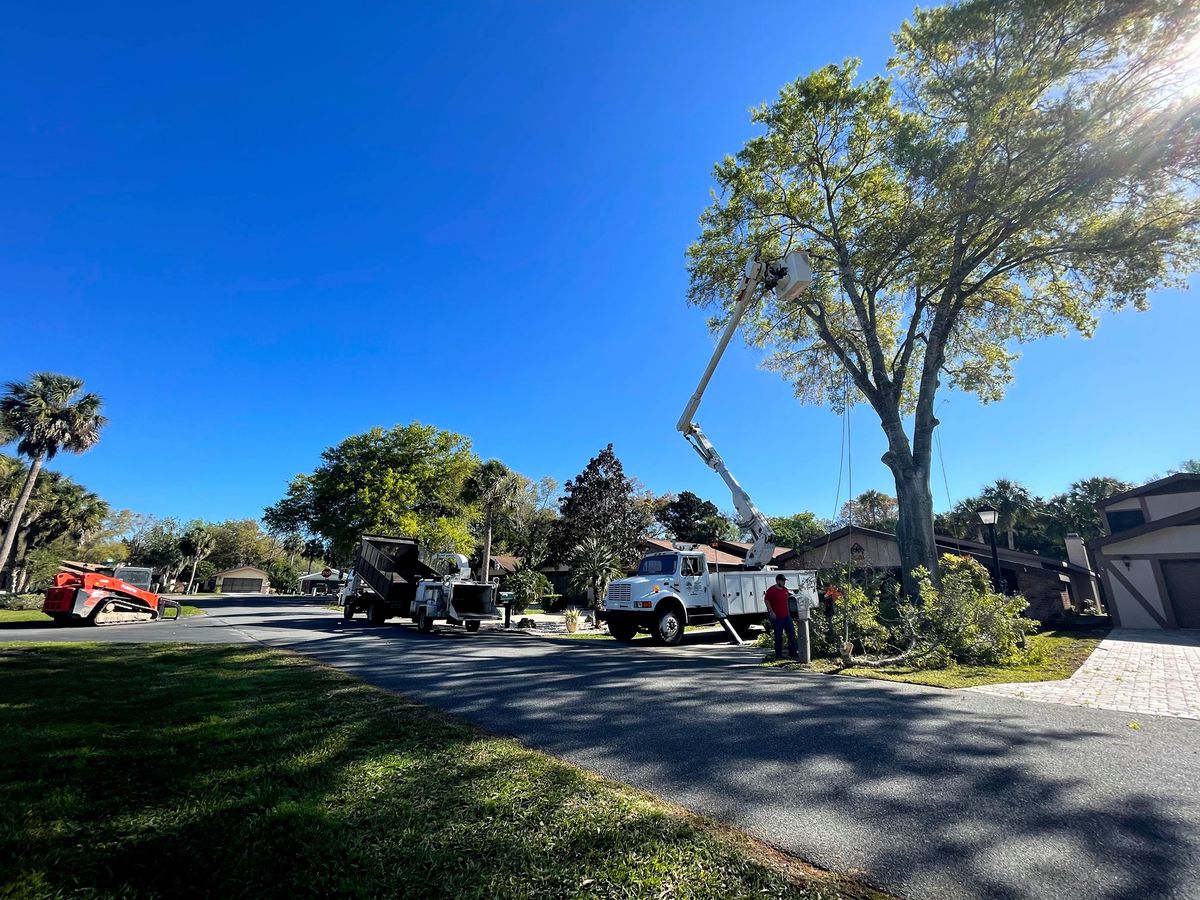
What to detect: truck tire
<box><xmin>651</xmin><ymin>604</ymin><xmax>684</xmax><ymax>646</ymax></box>
<box><xmin>342</xmin><ymin>602</ymin><xmax>355</xmax><ymax>621</ymax></box>
<box><xmin>465</xmin><ymin>620</ymin><xmax>481</xmax><ymax>633</ymax></box>
<box><xmin>608</xmin><ymin>619</ymin><xmax>638</xmax><ymax>642</ymax></box>
<box><xmin>369</xmin><ymin>602</ymin><xmax>386</xmax><ymax>626</ymax></box>
<box><xmin>417</xmin><ymin>608</ymin><xmax>433</xmax><ymax>633</ymax></box>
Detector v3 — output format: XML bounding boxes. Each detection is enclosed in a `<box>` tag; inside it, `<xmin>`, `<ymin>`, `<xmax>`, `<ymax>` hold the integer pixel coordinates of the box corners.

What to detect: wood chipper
<box><xmin>42</xmin><ymin>564</ymin><xmax>182</xmax><ymax>625</ymax></box>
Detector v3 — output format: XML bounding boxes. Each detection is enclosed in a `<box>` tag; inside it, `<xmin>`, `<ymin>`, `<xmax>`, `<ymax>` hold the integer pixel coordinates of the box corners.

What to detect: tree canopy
<box><xmin>552</xmin><ymin>444</ymin><xmax>651</xmax><ymax>568</ymax></box>
<box><xmin>264</xmin><ymin>422</ymin><xmax>479</xmax><ymax>561</ymax></box>
<box><xmin>688</xmin><ymin>0</ymin><xmax>1200</xmax><ymax>593</ymax></box>
<box><xmin>656</xmin><ymin>491</ymin><xmax>735</xmax><ymax>544</ymax></box>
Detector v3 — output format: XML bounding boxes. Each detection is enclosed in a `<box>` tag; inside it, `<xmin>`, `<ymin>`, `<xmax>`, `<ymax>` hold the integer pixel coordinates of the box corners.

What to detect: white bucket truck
<box><xmin>604</xmin><ymin>247</ymin><xmax>820</xmax><ymax>648</ymax></box>
<box><xmin>603</xmin><ymin>548</ymin><xmax>817</xmax><ymax>645</ymax></box>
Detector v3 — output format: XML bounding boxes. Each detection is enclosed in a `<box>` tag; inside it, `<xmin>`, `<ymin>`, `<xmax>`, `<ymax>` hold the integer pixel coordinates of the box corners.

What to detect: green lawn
<box><xmin>763</xmin><ymin>629</ymin><xmax>1109</xmax><ymax>689</ymax></box>
<box><xmin>0</xmin><ymin>643</ymin><xmax>877</xmax><ymax>899</ymax></box>
<box><xmin>0</xmin><ymin>606</ymin><xmax>204</xmax><ymax>626</ymax></box>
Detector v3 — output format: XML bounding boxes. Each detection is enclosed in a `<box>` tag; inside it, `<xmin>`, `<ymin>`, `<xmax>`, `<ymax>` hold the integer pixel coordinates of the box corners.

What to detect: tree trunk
<box><xmin>1006</xmin><ymin>526</ymin><xmax>1015</xmax><ymax>550</ymax></box>
<box><xmin>0</xmin><ymin>452</ymin><xmax>45</xmax><ymax>586</ymax></box>
<box><xmin>481</xmin><ymin>507</ymin><xmax>493</xmax><ymax>584</ymax></box>
<box><xmin>890</xmin><ymin>463</ymin><xmax>939</xmax><ymax>601</ymax></box>
<box><xmin>186</xmin><ymin>557</ymin><xmax>200</xmax><ymax>594</ymax></box>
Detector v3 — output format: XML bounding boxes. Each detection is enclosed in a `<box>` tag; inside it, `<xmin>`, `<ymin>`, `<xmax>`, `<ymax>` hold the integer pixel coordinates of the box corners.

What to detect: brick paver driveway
<box><xmin>968</xmin><ymin>628</ymin><xmax>1200</xmax><ymax>719</ymax></box>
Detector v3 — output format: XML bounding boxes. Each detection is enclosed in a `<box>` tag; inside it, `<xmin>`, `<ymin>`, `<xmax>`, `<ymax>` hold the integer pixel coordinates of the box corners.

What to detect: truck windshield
<box><xmin>637</xmin><ymin>556</ymin><xmax>677</xmax><ymax>576</ymax></box>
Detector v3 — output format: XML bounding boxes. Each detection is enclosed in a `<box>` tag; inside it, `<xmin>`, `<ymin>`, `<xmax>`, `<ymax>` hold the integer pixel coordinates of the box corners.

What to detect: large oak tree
<box><xmin>688</xmin><ymin>0</ymin><xmax>1200</xmax><ymax>596</ymax></box>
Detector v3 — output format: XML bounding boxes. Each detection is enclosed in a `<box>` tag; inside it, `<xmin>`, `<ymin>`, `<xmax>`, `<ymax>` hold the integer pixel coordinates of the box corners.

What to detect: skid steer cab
<box><xmin>42</xmin><ymin>567</ymin><xmax>182</xmax><ymax>626</ymax></box>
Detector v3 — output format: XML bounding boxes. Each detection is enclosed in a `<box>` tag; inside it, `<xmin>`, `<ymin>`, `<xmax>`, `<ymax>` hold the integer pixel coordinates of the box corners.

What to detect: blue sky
<box><xmin>2</xmin><ymin>1</ymin><xmax>1196</xmax><ymax>526</ymax></box>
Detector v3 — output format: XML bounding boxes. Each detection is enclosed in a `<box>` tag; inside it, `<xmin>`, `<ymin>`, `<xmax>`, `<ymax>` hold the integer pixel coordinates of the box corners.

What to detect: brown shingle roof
<box><xmin>641</xmin><ymin>538</ymin><xmax>746</xmax><ymax>567</ymax></box>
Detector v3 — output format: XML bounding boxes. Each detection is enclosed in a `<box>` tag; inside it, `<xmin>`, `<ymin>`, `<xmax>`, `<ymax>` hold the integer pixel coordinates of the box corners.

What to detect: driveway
<box><xmin>5</xmin><ymin>597</ymin><xmax>1200</xmax><ymax>900</ymax></box>
<box><xmin>968</xmin><ymin>628</ymin><xmax>1200</xmax><ymax>720</ymax></box>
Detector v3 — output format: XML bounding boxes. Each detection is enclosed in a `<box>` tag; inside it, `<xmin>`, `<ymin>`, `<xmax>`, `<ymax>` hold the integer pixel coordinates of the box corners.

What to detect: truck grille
<box><xmin>606</xmin><ymin>583</ymin><xmax>631</xmax><ymax>603</ymax></box>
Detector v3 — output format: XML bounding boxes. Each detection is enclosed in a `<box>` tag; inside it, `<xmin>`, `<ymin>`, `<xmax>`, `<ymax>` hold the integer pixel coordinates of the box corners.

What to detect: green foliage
<box><xmin>264</xmin><ymin>422</ymin><xmax>479</xmax><ymax>561</ymax></box>
<box><xmin>507</xmin><ymin>567</ymin><xmax>552</xmax><ymax>613</ymax></box>
<box><xmin>768</xmin><ymin>511</ymin><xmax>827</xmax><ymax>549</ymax></box>
<box><xmin>688</xmin><ymin>0</ymin><xmax>1200</xmax><ymax>588</ymax></box>
<box><xmin>552</xmin><ymin>444</ymin><xmax>651</xmax><ymax>568</ymax></box>
<box><xmin>0</xmin><ymin>373</ymin><xmax>106</xmax><ymax>462</ymax></box>
<box><xmin>657</xmin><ymin>491</ymin><xmax>734</xmax><ymax>544</ymax></box>
<box><xmin>907</xmin><ymin>556</ymin><xmax>1038</xmax><ymax>668</ymax></box>
<box><xmin>0</xmin><ymin>374</ymin><xmax>107</xmax><ymax>580</ymax></box>
<box><xmin>568</xmin><ymin>535</ymin><xmax>626</xmax><ymax>615</ymax></box>
<box><xmin>837</xmin><ymin>490</ymin><xmax>898</xmax><ymax>531</ymax></box>
<box><xmin>266</xmin><ymin>558</ymin><xmax>304</xmax><ymax>593</ymax></box>
<box><xmin>490</xmin><ymin>476</ymin><xmax>559</xmax><ymax>567</ymax></box>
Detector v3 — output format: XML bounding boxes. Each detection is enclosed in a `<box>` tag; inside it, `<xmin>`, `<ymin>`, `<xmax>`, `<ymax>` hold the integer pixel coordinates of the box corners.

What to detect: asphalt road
<box><xmin>6</xmin><ymin>597</ymin><xmax>1199</xmax><ymax>900</ymax></box>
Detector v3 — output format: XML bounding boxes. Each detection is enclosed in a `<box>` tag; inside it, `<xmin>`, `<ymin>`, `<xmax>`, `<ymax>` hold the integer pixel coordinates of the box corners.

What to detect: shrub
<box><xmin>905</xmin><ymin>555</ymin><xmax>1038</xmax><ymax>667</ymax></box>
<box><xmin>507</xmin><ymin>567</ymin><xmax>552</xmax><ymax>613</ymax></box>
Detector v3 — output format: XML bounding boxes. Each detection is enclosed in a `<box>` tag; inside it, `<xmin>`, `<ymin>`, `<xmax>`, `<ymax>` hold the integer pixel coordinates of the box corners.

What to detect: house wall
<box><xmin>1091</xmin><ymin>524</ymin><xmax>1200</xmax><ymax>629</ymax></box>
<box><xmin>784</xmin><ymin>532</ymin><xmax>1076</xmax><ymax>623</ymax></box>
<box><xmin>1147</xmin><ymin>492</ymin><xmax>1200</xmax><ymax>520</ymax></box>
<box><xmin>1097</xmin><ymin>557</ymin><xmax>1170</xmax><ymax>629</ymax></box>
<box><xmin>787</xmin><ymin>532</ymin><xmax>901</xmax><ymax>570</ymax></box>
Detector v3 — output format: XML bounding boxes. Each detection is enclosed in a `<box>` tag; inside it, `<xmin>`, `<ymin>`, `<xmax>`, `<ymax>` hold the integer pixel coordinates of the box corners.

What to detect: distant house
<box><xmin>207</xmin><ymin>566</ymin><xmax>271</xmax><ymax>594</ymax></box>
<box><xmin>297</xmin><ymin>568</ymin><xmax>347</xmax><ymax>595</ymax></box>
<box><xmin>776</xmin><ymin>525</ymin><xmax>1100</xmax><ymax>624</ymax></box>
<box><xmin>1087</xmin><ymin>474</ymin><xmax>1200</xmax><ymax>629</ymax></box>
<box><xmin>483</xmin><ymin>554</ymin><xmax>521</xmax><ymax>581</ymax></box>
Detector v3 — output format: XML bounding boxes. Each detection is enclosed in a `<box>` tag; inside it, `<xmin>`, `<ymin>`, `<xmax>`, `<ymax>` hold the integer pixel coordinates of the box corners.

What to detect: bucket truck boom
<box><xmin>676</xmin><ymin>249</ymin><xmax>812</xmax><ymax>569</ymax></box>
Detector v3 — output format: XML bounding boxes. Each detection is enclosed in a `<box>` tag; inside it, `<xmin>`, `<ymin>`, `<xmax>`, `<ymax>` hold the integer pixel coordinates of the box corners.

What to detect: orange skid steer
<box><xmin>43</xmin><ymin>569</ymin><xmax>183</xmax><ymax>626</ymax></box>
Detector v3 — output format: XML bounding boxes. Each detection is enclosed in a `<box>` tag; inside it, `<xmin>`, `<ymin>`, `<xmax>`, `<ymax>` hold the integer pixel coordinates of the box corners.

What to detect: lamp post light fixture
<box><xmin>976</xmin><ymin>504</ymin><xmax>1003</xmax><ymax>592</ymax></box>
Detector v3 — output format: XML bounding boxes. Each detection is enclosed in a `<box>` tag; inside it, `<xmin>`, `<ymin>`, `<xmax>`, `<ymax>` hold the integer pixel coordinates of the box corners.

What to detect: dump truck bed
<box><xmin>353</xmin><ymin>535</ymin><xmax>440</xmax><ymax>603</ymax></box>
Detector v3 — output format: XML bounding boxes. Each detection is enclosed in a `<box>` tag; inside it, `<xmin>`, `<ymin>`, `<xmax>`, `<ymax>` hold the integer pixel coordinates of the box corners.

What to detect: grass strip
<box><xmin>762</xmin><ymin>629</ymin><xmax>1107</xmax><ymax>689</ymax></box>
<box><xmin>0</xmin><ymin>643</ymin><xmax>877</xmax><ymax>899</ymax></box>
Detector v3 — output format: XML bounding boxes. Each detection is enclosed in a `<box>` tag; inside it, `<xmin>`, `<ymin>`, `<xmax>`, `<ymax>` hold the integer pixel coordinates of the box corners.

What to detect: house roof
<box><xmin>1087</xmin><ymin>506</ymin><xmax>1200</xmax><ymax>549</ymax></box>
<box><xmin>488</xmin><ymin>554</ymin><xmax>522</xmax><ymax>574</ymax></box>
<box><xmin>298</xmin><ymin>568</ymin><xmax>346</xmax><ymax>581</ymax></box>
<box><xmin>714</xmin><ymin>540</ymin><xmax>796</xmax><ymax>561</ymax></box>
<box><xmin>1095</xmin><ymin>473</ymin><xmax>1200</xmax><ymax>509</ymax></box>
<box><xmin>777</xmin><ymin>524</ymin><xmax>1093</xmax><ymax>575</ymax></box>
<box><xmin>641</xmin><ymin>537</ymin><xmax>746</xmax><ymax>567</ymax></box>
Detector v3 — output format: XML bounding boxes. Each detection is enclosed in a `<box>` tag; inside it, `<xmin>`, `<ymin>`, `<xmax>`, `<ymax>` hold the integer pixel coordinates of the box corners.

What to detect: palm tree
<box><xmin>0</xmin><ymin>374</ymin><xmax>106</xmax><ymax>587</ymax></box>
<box><xmin>302</xmin><ymin>538</ymin><xmax>326</xmax><ymax>573</ymax></box>
<box><xmin>463</xmin><ymin>460</ymin><xmax>524</xmax><ymax>584</ymax></box>
<box><xmin>979</xmin><ymin>479</ymin><xmax>1034</xmax><ymax>550</ymax></box>
<box><xmin>569</xmin><ymin>535</ymin><xmax>625</xmax><ymax>624</ymax></box>
<box><xmin>180</xmin><ymin>524</ymin><xmax>216</xmax><ymax>594</ymax></box>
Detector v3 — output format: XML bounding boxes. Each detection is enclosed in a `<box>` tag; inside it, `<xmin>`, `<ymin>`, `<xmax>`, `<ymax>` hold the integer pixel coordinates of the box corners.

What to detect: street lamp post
<box><xmin>976</xmin><ymin>504</ymin><xmax>1003</xmax><ymax>593</ymax></box>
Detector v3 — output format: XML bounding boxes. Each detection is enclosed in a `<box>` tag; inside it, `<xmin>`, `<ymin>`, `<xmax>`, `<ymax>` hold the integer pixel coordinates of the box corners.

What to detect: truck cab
<box><xmin>603</xmin><ymin>550</ymin><xmax>717</xmax><ymax>645</ymax></box>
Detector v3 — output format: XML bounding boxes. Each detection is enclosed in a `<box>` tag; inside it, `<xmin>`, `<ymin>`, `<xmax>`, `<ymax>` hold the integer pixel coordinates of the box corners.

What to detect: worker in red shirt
<box><xmin>764</xmin><ymin>574</ymin><xmax>798</xmax><ymax>660</ymax></box>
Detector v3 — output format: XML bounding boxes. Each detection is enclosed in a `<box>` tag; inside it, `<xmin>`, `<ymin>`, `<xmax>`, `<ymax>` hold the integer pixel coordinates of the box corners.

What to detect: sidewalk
<box><xmin>966</xmin><ymin>628</ymin><xmax>1200</xmax><ymax>720</ymax></box>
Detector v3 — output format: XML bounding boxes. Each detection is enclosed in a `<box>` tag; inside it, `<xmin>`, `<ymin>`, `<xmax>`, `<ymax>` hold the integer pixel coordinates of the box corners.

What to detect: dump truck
<box><xmin>42</xmin><ymin>564</ymin><xmax>183</xmax><ymax>625</ymax></box>
<box><xmin>603</xmin><ymin>548</ymin><xmax>817</xmax><ymax>645</ymax></box>
<box><xmin>339</xmin><ymin>534</ymin><xmax>501</xmax><ymax>632</ymax></box>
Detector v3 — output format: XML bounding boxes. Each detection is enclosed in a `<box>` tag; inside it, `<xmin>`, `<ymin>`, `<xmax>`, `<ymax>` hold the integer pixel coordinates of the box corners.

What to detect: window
<box><xmin>681</xmin><ymin>556</ymin><xmax>704</xmax><ymax>577</ymax></box>
<box><xmin>637</xmin><ymin>555</ymin><xmax>677</xmax><ymax>576</ymax></box>
<box><xmin>1106</xmin><ymin>509</ymin><xmax>1146</xmax><ymax>533</ymax></box>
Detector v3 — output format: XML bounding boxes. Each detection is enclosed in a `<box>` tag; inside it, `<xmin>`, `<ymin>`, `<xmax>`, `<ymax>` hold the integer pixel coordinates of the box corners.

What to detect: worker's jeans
<box><xmin>771</xmin><ymin>616</ymin><xmax>798</xmax><ymax>658</ymax></box>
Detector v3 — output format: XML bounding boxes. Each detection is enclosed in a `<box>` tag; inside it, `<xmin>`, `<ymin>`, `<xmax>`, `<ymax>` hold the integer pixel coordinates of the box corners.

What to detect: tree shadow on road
<box><xmin>280</xmin><ymin>623</ymin><xmax>1198</xmax><ymax>900</ymax></box>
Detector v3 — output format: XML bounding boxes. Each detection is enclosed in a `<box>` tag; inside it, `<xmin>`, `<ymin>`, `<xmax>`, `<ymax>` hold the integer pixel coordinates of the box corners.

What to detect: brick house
<box><xmin>775</xmin><ymin>525</ymin><xmax>1100</xmax><ymax>624</ymax></box>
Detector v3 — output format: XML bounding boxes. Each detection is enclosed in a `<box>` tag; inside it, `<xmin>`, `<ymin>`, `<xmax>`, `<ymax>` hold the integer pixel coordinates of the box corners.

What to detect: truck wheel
<box><xmin>465</xmin><ymin>620</ymin><xmax>481</xmax><ymax>633</ymax></box>
<box><xmin>369</xmin><ymin>602</ymin><xmax>386</xmax><ymax>626</ymax></box>
<box><xmin>343</xmin><ymin>602</ymin><xmax>355</xmax><ymax>621</ymax></box>
<box><xmin>608</xmin><ymin>619</ymin><xmax>638</xmax><ymax>642</ymax></box>
<box><xmin>651</xmin><ymin>605</ymin><xmax>684</xmax><ymax>646</ymax></box>
<box><xmin>417</xmin><ymin>608</ymin><xmax>433</xmax><ymax>633</ymax></box>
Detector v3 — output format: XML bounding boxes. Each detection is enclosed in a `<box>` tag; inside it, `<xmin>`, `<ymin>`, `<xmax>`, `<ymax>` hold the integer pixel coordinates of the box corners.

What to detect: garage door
<box><xmin>1162</xmin><ymin>560</ymin><xmax>1200</xmax><ymax>629</ymax></box>
<box><xmin>221</xmin><ymin>577</ymin><xmax>264</xmax><ymax>593</ymax></box>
